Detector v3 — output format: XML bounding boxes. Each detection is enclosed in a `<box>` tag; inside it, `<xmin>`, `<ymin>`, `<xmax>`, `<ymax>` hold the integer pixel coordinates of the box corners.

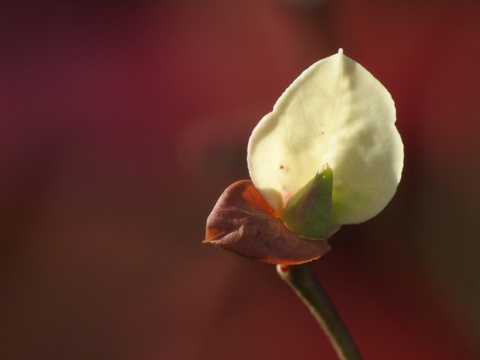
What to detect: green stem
<box><xmin>277</xmin><ymin>263</ymin><xmax>362</xmax><ymax>360</ymax></box>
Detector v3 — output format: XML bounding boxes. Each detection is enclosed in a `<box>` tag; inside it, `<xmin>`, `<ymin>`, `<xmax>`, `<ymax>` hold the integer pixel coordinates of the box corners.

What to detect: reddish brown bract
<box><xmin>205</xmin><ymin>180</ymin><xmax>331</xmax><ymax>265</ymax></box>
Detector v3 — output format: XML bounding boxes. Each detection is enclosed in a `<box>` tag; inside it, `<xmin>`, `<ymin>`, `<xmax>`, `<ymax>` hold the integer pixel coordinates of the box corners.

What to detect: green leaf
<box><xmin>282</xmin><ymin>164</ymin><xmax>333</xmax><ymax>239</ymax></box>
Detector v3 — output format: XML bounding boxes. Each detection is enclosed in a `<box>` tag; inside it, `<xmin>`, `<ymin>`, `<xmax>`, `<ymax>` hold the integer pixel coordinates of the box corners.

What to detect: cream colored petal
<box><xmin>247</xmin><ymin>49</ymin><xmax>403</xmax><ymax>224</ymax></box>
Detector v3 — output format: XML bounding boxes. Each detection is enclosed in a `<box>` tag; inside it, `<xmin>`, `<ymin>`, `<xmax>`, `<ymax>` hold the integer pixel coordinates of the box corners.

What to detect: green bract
<box><xmin>282</xmin><ymin>165</ymin><xmax>333</xmax><ymax>239</ymax></box>
<box><xmin>247</xmin><ymin>49</ymin><xmax>403</xmax><ymax>226</ymax></box>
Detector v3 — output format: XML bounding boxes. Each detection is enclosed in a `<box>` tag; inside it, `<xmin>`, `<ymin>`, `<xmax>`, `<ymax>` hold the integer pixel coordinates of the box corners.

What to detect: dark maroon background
<box><xmin>1</xmin><ymin>1</ymin><xmax>480</xmax><ymax>359</ymax></box>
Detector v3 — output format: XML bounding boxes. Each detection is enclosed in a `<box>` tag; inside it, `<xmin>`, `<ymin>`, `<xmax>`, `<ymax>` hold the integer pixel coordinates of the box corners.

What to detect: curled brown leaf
<box><xmin>205</xmin><ymin>180</ymin><xmax>330</xmax><ymax>265</ymax></box>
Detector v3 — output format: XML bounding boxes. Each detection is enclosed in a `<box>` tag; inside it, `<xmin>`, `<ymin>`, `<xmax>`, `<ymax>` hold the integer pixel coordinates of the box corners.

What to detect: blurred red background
<box><xmin>1</xmin><ymin>1</ymin><xmax>480</xmax><ymax>359</ymax></box>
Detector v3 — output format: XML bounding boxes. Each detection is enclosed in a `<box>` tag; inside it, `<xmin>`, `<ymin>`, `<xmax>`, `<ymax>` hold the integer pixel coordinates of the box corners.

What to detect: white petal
<box><xmin>247</xmin><ymin>50</ymin><xmax>404</xmax><ymax>224</ymax></box>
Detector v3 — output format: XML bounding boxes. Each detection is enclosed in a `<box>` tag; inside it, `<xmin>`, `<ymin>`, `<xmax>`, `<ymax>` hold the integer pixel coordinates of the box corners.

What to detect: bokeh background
<box><xmin>1</xmin><ymin>1</ymin><xmax>480</xmax><ymax>359</ymax></box>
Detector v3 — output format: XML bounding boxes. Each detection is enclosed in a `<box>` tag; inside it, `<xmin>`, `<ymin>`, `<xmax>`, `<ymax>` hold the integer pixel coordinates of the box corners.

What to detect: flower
<box><xmin>205</xmin><ymin>49</ymin><xmax>404</xmax><ymax>265</ymax></box>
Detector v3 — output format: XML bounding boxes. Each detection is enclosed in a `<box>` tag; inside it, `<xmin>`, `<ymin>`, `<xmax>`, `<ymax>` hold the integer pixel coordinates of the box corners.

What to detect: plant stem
<box><xmin>277</xmin><ymin>263</ymin><xmax>362</xmax><ymax>360</ymax></box>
